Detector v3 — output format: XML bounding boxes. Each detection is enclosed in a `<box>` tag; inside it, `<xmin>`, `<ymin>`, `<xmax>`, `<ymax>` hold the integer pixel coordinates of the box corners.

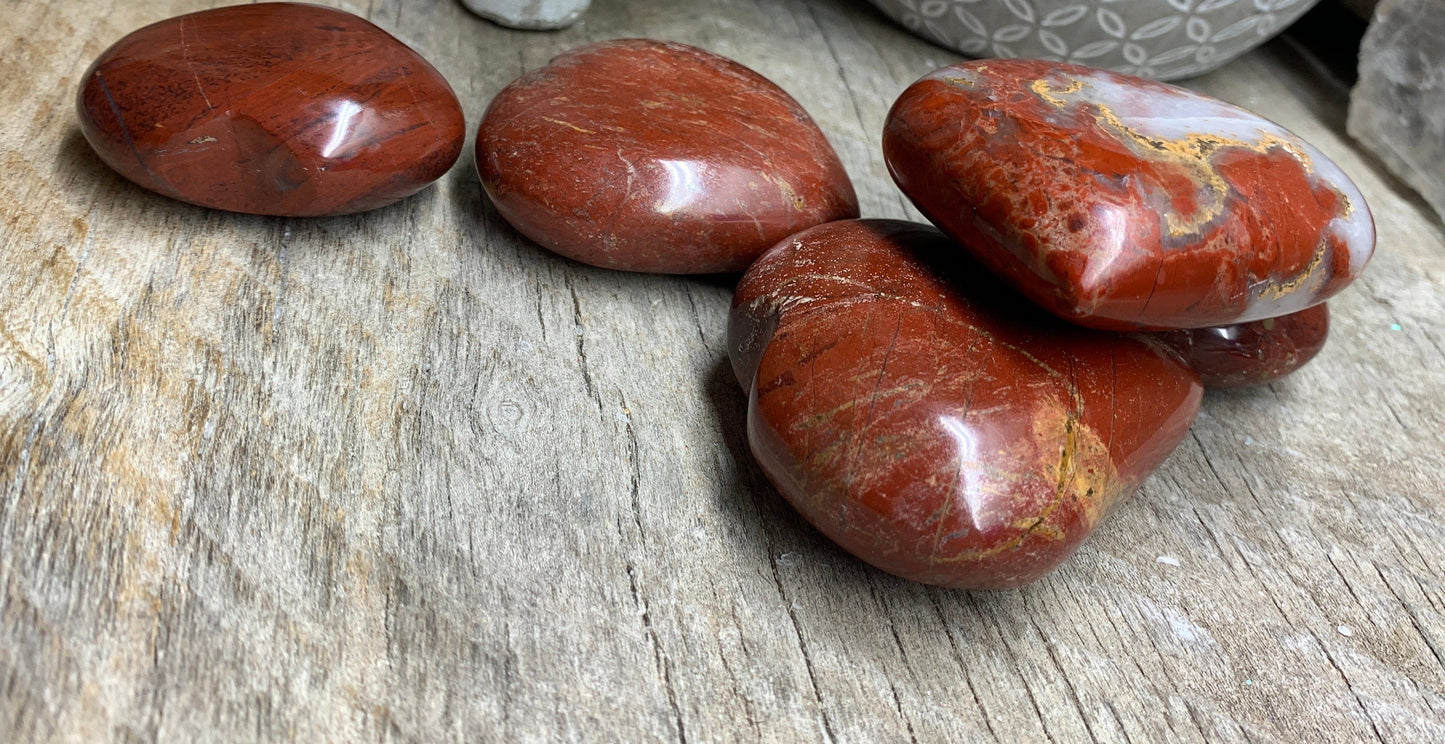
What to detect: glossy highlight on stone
<box><xmin>728</xmin><ymin>220</ymin><xmax>1203</xmax><ymax>589</ymax></box>
<box><xmin>476</xmin><ymin>39</ymin><xmax>859</xmax><ymax>274</ymax></box>
<box><xmin>1157</xmin><ymin>304</ymin><xmax>1329</xmax><ymax>389</ymax></box>
<box><xmin>883</xmin><ymin>59</ymin><xmax>1375</xmax><ymax>331</ymax></box>
<box><xmin>77</xmin><ymin>3</ymin><xmax>465</xmax><ymax>217</ymax></box>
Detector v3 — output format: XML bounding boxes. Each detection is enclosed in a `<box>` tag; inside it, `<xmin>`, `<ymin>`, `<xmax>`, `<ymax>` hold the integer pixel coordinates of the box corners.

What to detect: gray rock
<box><xmin>460</xmin><ymin>0</ymin><xmax>590</xmax><ymax>29</ymax></box>
<box><xmin>1348</xmin><ymin>0</ymin><xmax>1445</xmax><ymax>224</ymax></box>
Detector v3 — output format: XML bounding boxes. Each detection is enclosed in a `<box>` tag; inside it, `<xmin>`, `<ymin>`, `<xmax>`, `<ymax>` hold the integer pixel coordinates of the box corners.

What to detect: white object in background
<box><xmin>460</xmin><ymin>0</ymin><xmax>590</xmax><ymax>29</ymax></box>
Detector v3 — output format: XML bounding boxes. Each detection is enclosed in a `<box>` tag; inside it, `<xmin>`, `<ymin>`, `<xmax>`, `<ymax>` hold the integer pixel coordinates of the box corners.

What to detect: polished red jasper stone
<box><xmin>883</xmin><ymin>59</ymin><xmax>1375</xmax><ymax>331</ymax></box>
<box><xmin>728</xmin><ymin>219</ymin><xmax>1203</xmax><ymax>589</ymax></box>
<box><xmin>1157</xmin><ymin>303</ymin><xmax>1329</xmax><ymax>388</ymax></box>
<box><xmin>77</xmin><ymin>3</ymin><xmax>465</xmax><ymax>217</ymax></box>
<box><xmin>476</xmin><ymin>39</ymin><xmax>859</xmax><ymax>274</ymax></box>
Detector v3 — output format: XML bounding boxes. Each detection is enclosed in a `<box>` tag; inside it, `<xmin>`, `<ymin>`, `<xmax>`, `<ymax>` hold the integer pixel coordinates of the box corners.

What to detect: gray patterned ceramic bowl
<box><xmin>868</xmin><ymin>0</ymin><xmax>1321</xmax><ymax>80</ymax></box>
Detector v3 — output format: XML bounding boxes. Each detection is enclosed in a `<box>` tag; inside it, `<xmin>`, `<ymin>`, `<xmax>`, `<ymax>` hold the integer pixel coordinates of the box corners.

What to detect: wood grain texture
<box><xmin>1</xmin><ymin>0</ymin><xmax>1442</xmax><ymax>741</ymax></box>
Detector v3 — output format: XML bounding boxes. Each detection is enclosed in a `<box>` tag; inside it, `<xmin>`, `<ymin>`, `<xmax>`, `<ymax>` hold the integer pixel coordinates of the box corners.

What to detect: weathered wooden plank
<box><xmin>2</xmin><ymin>0</ymin><xmax>1444</xmax><ymax>742</ymax></box>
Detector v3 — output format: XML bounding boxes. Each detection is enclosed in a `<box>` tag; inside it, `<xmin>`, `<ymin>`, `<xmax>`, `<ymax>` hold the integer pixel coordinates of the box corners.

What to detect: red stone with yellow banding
<box><xmin>883</xmin><ymin>59</ymin><xmax>1374</xmax><ymax>331</ymax></box>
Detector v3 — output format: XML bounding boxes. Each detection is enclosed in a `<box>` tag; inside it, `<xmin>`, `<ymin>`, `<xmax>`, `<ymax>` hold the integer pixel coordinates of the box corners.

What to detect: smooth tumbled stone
<box><xmin>477</xmin><ymin>39</ymin><xmax>859</xmax><ymax>274</ymax></box>
<box><xmin>77</xmin><ymin>3</ymin><xmax>465</xmax><ymax>217</ymax></box>
<box><xmin>728</xmin><ymin>219</ymin><xmax>1202</xmax><ymax>589</ymax></box>
<box><xmin>883</xmin><ymin>59</ymin><xmax>1375</xmax><ymax>331</ymax></box>
<box><xmin>1158</xmin><ymin>304</ymin><xmax>1329</xmax><ymax>389</ymax></box>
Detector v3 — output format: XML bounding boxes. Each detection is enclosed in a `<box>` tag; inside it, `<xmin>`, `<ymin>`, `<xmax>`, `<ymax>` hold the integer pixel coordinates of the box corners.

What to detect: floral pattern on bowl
<box><xmin>869</xmin><ymin>0</ymin><xmax>1321</xmax><ymax>80</ymax></box>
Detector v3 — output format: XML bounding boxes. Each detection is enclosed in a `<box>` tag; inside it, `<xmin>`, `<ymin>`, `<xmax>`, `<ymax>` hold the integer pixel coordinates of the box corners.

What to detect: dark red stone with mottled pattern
<box><xmin>476</xmin><ymin>39</ymin><xmax>858</xmax><ymax>274</ymax></box>
<box><xmin>883</xmin><ymin>59</ymin><xmax>1374</xmax><ymax>331</ymax></box>
<box><xmin>728</xmin><ymin>219</ymin><xmax>1202</xmax><ymax>589</ymax></box>
<box><xmin>77</xmin><ymin>3</ymin><xmax>464</xmax><ymax>216</ymax></box>
<box><xmin>1158</xmin><ymin>304</ymin><xmax>1329</xmax><ymax>388</ymax></box>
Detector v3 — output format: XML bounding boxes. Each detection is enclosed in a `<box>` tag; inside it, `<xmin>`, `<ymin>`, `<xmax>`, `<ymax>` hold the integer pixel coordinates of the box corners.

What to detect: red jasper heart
<box><xmin>77</xmin><ymin>3</ymin><xmax>464</xmax><ymax>217</ymax></box>
<box><xmin>1157</xmin><ymin>304</ymin><xmax>1330</xmax><ymax>388</ymax></box>
<box><xmin>883</xmin><ymin>59</ymin><xmax>1374</xmax><ymax>331</ymax></box>
<box><xmin>477</xmin><ymin>39</ymin><xmax>858</xmax><ymax>274</ymax></box>
<box><xmin>729</xmin><ymin>219</ymin><xmax>1202</xmax><ymax>589</ymax></box>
